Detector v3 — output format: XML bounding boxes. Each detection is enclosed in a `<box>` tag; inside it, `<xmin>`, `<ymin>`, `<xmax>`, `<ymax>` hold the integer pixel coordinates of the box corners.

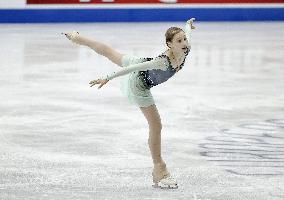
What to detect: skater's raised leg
<box><xmin>64</xmin><ymin>31</ymin><xmax>124</xmax><ymax>67</ymax></box>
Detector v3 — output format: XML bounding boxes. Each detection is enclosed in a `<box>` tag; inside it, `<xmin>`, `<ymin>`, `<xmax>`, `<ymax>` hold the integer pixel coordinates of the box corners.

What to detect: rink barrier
<box><xmin>0</xmin><ymin>7</ymin><xmax>284</xmax><ymax>23</ymax></box>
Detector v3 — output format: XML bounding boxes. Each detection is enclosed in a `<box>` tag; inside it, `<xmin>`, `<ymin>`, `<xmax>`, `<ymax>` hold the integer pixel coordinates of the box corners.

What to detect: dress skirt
<box><xmin>119</xmin><ymin>55</ymin><xmax>155</xmax><ymax>108</ymax></box>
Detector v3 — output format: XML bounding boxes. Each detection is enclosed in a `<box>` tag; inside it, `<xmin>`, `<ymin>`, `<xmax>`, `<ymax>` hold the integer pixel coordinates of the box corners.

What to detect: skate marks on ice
<box><xmin>199</xmin><ymin>119</ymin><xmax>284</xmax><ymax>176</ymax></box>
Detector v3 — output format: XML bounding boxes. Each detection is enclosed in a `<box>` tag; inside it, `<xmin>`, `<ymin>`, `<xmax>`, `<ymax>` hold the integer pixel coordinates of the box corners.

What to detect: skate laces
<box><xmin>162</xmin><ymin>175</ymin><xmax>175</xmax><ymax>181</ymax></box>
<box><xmin>160</xmin><ymin>174</ymin><xmax>177</xmax><ymax>185</ymax></box>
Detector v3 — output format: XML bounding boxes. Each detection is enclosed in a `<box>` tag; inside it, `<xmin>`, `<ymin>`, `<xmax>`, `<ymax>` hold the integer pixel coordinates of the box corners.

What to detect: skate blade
<box><xmin>152</xmin><ymin>183</ymin><xmax>178</xmax><ymax>189</ymax></box>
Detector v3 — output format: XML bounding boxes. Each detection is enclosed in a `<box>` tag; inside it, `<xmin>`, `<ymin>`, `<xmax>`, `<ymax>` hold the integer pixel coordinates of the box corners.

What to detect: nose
<box><xmin>182</xmin><ymin>40</ymin><xmax>188</xmax><ymax>46</ymax></box>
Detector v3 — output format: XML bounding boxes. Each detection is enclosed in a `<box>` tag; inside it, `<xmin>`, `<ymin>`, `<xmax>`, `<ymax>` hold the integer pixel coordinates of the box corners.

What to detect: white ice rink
<box><xmin>0</xmin><ymin>22</ymin><xmax>284</xmax><ymax>200</ymax></box>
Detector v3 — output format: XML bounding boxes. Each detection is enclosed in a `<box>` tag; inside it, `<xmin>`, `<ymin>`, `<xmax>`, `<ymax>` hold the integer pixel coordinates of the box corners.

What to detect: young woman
<box><xmin>64</xmin><ymin>18</ymin><xmax>195</xmax><ymax>189</ymax></box>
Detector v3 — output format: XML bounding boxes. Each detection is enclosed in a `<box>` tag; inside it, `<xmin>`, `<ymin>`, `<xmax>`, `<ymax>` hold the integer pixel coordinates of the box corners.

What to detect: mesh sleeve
<box><xmin>103</xmin><ymin>56</ymin><xmax>169</xmax><ymax>81</ymax></box>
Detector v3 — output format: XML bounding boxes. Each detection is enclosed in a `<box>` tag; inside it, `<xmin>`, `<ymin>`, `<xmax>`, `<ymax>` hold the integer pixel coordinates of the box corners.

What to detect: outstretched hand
<box><xmin>89</xmin><ymin>78</ymin><xmax>109</xmax><ymax>89</ymax></box>
<box><xmin>187</xmin><ymin>18</ymin><xmax>196</xmax><ymax>29</ymax></box>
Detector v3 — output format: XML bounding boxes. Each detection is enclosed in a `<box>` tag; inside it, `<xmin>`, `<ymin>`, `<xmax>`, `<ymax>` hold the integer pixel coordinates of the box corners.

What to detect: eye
<box><xmin>178</xmin><ymin>39</ymin><xmax>182</xmax><ymax>43</ymax></box>
<box><xmin>184</xmin><ymin>37</ymin><xmax>187</xmax><ymax>41</ymax></box>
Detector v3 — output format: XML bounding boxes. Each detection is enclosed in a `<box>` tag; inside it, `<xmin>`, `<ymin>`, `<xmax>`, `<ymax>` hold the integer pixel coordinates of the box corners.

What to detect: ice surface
<box><xmin>0</xmin><ymin>22</ymin><xmax>283</xmax><ymax>200</ymax></box>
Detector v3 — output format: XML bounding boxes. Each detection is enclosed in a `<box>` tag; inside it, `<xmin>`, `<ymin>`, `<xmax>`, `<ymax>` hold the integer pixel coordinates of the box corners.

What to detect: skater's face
<box><xmin>167</xmin><ymin>31</ymin><xmax>189</xmax><ymax>55</ymax></box>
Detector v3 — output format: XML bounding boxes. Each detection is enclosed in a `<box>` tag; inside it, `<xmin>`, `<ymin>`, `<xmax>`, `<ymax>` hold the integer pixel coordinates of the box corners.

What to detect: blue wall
<box><xmin>0</xmin><ymin>7</ymin><xmax>284</xmax><ymax>23</ymax></box>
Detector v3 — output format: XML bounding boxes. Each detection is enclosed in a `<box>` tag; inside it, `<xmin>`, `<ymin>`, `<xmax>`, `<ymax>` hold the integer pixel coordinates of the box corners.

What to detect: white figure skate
<box><xmin>62</xmin><ymin>31</ymin><xmax>80</xmax><ymax>44</ymax></box>
<box><xmin>152</xmin><ymin>162</ymin><xmax>178</xmax><ymax>189</ymax></box>
<box><xmin>152</xmin><ymin>175</ymin><xmax>178</xmax><ymax>189</ymax></box>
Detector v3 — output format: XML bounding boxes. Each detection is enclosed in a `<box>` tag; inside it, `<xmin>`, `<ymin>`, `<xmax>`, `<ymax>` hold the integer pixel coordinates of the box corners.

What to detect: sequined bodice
<box><xmin>139</xmin><ymin>54</ymin><xmax>187</xmax><ymax>89</ymax></box>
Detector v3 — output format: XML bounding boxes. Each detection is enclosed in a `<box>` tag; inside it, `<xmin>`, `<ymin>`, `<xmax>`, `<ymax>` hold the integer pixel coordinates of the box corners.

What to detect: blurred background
<box><xmin>0</xmin><ymin>0</ymin><xmax>284</xmax><ymax>23</ymax></box>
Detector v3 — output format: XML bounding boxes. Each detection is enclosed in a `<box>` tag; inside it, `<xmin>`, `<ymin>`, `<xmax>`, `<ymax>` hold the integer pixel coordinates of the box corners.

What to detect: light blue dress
<box><xmin>103</xmin><ymin>22</ymin><xmax>193</xmax><ymax>107</ymax></box>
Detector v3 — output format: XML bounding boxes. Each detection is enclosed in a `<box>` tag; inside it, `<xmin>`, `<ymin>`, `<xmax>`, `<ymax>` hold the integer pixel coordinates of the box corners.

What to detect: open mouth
<box><xmin>182</xmin><ymin>47</ymin><xmax>190</xmax><ymax>55</ymax></box>
<box><xmin>182</xmin><ymin>47</ymin><xmax>189</xmax><ymax>53</ymax></box>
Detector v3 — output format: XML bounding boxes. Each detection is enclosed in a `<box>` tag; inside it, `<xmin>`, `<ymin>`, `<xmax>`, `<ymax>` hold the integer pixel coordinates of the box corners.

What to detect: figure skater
<box><xmin>63</xmin><ymin>18</ymin><xmax>195</xmax><ymax>189</ymax></box>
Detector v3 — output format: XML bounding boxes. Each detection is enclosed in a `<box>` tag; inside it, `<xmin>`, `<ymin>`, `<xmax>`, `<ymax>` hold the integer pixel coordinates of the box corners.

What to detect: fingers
<box><xmin>98</xmin><ymin>83</ymin><xmax>104</xmax><ymax>89</ymax></box>
<box><xmin>188</xmin><ymin>18</ymin><xmax>195</xmax><ymax>23</ymax></box>
<box><xmin>187</xmin><ymin>18</ymin><xmax>196</xmax><ymax>25</ymax></box>
<box><xmin>89</xmin><ymin>79</ymin><xmax>99</xmax><ymax>87</ymax></box>
<box><xmin>187</xmin><ymin>18</ymin><xmax>196</xmax><ymax>30</ymax></box>
<box><xmin>89</xmin><ymin>79</ymin><xmax>106</xmax><ymax>89</ymax></box>
<box><xmin>89</xmin><ymin>80</ymin><xmax>98</xmax><ymax>84</ymax></box>
<box><xmin>98</xmin><ymin>80</ymin><xmax>108</xmax><ymax>89</ymax></box>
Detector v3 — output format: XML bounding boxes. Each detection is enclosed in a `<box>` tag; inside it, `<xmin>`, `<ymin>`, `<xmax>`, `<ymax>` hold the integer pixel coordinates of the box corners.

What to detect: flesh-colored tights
<box><xmin>140</xmin><ymin>104</ymin><xmax>170</xmax><ymax>182</ymax></box>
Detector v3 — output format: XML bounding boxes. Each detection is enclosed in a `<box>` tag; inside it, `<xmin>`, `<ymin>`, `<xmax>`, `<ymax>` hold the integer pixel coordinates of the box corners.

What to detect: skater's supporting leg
<box><xmin>140</xmin><ymin>104</ymin><xmax>177</xmax><ymax>188</ymax></box>
<box><xmin>139</xmin><ymin>104</ymin><xmax>164</xmax><ymax>165</ymax></box>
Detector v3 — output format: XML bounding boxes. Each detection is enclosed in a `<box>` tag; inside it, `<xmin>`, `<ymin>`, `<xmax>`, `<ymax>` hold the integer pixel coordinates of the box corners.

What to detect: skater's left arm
<box><xmin>185</xmin><ymin>18</ymin><xmax>195</xmax><ymax>50</ymax></box>
<box><xmin>97</xmin><ymin>57</ymin><xmax>167</xmax><ymax>78</ymax></box>
<box><xmin>89</xmin><ymin>78</ymin><xmax>109</xmax><ymax>89</ymax></box>
<box><xmin>88</xmin><ymin>57</ymin><xmax>168</xmax><ymax>89</ymax></box>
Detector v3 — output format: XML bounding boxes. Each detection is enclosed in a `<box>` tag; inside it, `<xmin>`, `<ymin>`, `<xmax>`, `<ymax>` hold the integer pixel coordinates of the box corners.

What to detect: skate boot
<box><xmin>152</xmin><ymin>163</ymin><xmax>178</xmax><ymax>189</ymax></box>
<box><xmin>62</xmin><ymin>31</ymin><xmax>81</xmax><ymax>44</ymax></box>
